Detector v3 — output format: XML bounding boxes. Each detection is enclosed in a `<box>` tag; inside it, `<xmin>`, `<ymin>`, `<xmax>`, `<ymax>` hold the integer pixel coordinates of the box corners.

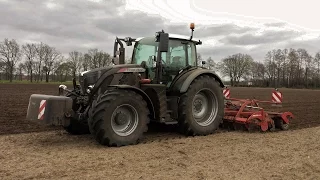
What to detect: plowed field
<box><xmin>0</xmin><ymin>84</ymin><xmax>320</xmax><ymax>179</ymax></box>
<box><xmin>1</xmin><ymin>84</ymin><xmax>319</xmax><ymax>135</ymax></box>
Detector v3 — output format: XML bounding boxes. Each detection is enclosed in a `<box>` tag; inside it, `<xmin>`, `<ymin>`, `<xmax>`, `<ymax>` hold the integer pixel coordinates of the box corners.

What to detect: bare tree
<box><xmin>43</xmin><ymin>45</ymin><xmax>61</xmax><ymax>82</ymax></box>
<box><xmin>296</xmin><ymin>48</ymin><xmax>309</xmax><ymax>85</ymax></box>
<box><xmin>287</xmin><ymin>49</ymin><xmax>298</xmax><ymax>87</ymax></box>
<box><xmin>88</xmin><ymin>48</ymin><xmax>99</xmax><ymax>69</ymax></box>
<box><xmin>17</xmin><ymin>63</ymin><xmax>26</xmax><ymax>81</ymax></box>
<box><xmin>314</xmin><ymin>52</ymin><xmax>320</xmax><ymax>87</ymax></box>
<box><xmin>206</xmin><ymin>57</ymin><xmax>215</xmax><ymax>70</ymax></box>
<box><xmin>250</xmin><ymin>61</ymin><xmax>265</xmax><ymax>86</ymax></box>
<box><xmin>264</xmin><ymin>50</ymin><xmax>276</xmax><ymax>87</ymax></box>
<box><xmin>197</xmin><ymin>53</ymin><xmax>204</xmax><ymax>66</ymax></box>
<box><xmin>281</xmin><ymin>49</ymin><xmax>289</xmax><ymax>87</ymax></box>
<box><xmin>22</xmin><ymin>43</ymin><xmax>36</xmax><ymax>82</ymax></box>
<box><xmin>304</xmin><ymin>53</ymin><xmax>313</xmax><ymax>88</ymax></box>
<box><xmin>0</xmin><ymin>38</ymin><xmax>22</xmax><ymax>82</ymax></box>
<box><xmin>98</xmin><ymin>52</ymin><xmax>112</xmax><ymax>67</ymax></box>
<box><xmin>69</xmin><ymin>51</ymin><xmax>83</xmax><ymax>79</ymax></box>
<box><xmin>35</xmin><ymin>42</ymin><xmax>46</xmax><ymax>82</ymax></box>
<box><xmin>55</xmin><ymin>61</ymin><xmax>71</xmax><ymax>82</ymax></box>
<box><xmin>82</xmin><ymin>53</ymin><xmax>91</xmax><ymax>71</ymax></box>
<box><xmin>0</xmin><ymin>61</ymin><xmax>5</xmax><ymax>80</ymax></box>
<box><xmin>218</xmin><ymin>53</ymin><xmax>253</xmax><ymax>86</ymax></box>
<box><xmin>86</xmin><ymin>49</ymin><xmax>112</xmax><ymax>69</ymax></box>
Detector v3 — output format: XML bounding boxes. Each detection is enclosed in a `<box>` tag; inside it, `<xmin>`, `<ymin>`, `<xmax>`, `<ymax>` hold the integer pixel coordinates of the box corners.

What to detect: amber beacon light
<box><xmin>190</xmin><ymin>23</ymin><xmax>195</xmax><ymax>30</ymax></box>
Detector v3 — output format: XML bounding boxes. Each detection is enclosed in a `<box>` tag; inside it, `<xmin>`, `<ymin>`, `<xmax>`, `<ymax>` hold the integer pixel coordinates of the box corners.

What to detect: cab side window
<box><xmin>169</xmin><ymin>41</ymin><xmax>186</xmax><ymax>68</ymax></box>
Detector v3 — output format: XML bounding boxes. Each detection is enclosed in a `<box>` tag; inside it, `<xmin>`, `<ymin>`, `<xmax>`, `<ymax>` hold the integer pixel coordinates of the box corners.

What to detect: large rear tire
<box><xmin>178</xmin><ymin>75</ymin><xmax>224</xmax><ymax>136</ymax></box>
<box><xmin>88</xmin><ymin>89</ymin><xmax>150</xmax><ymax>146</ymax></box>
<box><xmin>63</xmin><ymin>92</ymin><xmax>90</xmax><ymax>135</ymax></box>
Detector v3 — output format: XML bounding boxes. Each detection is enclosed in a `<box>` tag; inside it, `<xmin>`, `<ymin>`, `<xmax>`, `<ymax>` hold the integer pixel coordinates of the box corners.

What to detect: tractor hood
<box><xmin>79</xmin><ymin>64</ymin><xmax>144</xmax><ymax>93</ymax></box>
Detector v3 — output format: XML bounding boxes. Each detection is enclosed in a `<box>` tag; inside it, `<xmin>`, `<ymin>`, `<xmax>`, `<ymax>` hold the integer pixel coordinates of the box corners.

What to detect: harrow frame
<box><xmin>222</xmin><ymin>89</ymin><xmax>294</xmax><ymax>132</ymax></box>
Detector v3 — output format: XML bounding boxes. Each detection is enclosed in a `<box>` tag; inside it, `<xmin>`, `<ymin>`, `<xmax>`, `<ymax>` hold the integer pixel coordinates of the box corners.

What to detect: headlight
<box><xmin>80</xmin><ymin>70</ymin><xmax>89</xmax><ymax>76</ymax></box>
<box><xmin>86</xmin><ymin>85</ymin><xmax>94</xmax><ymax>94</ymax></box>
<box><xmin>59</xmin><ymin>84</ymin><xmax>67</xmax><ymax>90</ymax></box>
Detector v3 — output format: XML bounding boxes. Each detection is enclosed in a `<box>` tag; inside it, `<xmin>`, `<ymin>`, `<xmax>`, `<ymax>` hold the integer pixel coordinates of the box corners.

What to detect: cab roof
<box><xmin>135</xmin><ymin>33</ymin><xmax>201</xmax><ymax>44</ymax></box>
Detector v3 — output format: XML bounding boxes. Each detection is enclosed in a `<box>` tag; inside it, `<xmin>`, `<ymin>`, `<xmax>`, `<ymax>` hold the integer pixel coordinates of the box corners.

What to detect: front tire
<box><xmin>178</xmin><ymin>75</ymin><xmax>224</xmax><ymax>136</ymax></box>
<box><xmin>88</xmin><ymin>89</ymin><xmax>150</xmax><ymax>146</ymax></box>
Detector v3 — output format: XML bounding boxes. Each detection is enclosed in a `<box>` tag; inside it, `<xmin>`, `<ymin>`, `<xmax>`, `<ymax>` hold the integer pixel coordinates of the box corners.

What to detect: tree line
<box><xmin>0</xmin><ymin>38</ymin><xmax>114</xmax><ymax>82</ymax></box>
<box><xmin>210</xmin><ymin>48</ymin><xmax>320</xmax><ymax>88</ymax></box>
<box><xmin>1</xmin><ymin>38</ymin><xmax>320</xmax><ymax>89</ymax></box>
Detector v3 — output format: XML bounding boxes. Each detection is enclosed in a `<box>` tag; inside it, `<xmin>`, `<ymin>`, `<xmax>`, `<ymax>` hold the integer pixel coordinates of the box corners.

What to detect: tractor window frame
<box><xmin>131</xmin><ymin>37</ymin><xmax>158</xmax><ymax>66</ymax></box>
<box><xmin>167</xmin><ymin>39</ymin><xmax>197</xmax><ymax>67</ymax></box>
<box><xmin>132</xmin><ymin>37</ymin><xmax>197</xmax><ymax>67</ymax></box>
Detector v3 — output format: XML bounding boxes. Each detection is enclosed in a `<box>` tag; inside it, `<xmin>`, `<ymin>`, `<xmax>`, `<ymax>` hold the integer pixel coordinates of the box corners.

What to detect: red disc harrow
<box><xmin>222</xmin><ymin>88</ymin><xmax>294</xmax><ymax>132</ymax></box>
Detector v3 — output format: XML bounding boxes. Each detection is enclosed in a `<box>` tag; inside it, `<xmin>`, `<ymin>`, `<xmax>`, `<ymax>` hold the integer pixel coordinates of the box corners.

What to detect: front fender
<box><xmin>108</xmin><ymin>85</ymin><xmax>155</xmax><ymax>119</ymax></box>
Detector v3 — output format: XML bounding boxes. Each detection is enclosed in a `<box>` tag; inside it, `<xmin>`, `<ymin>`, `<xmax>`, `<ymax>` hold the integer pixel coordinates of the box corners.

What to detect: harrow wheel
<box><xmin>268</xmin><ymin>122</ymin><xmax>276</xmax><ymax>132</ymax></box>
<box><xmin>274</xmin><ymin>117</ymin><xmax>290</xmax><ymax>131</ymax></box>
<box><xmin>246</xmin><ymin>123</ymin><xmax>259</xmax><ymax>133</ymax></box>
<box><xmin>233</xmin><ymin>123</ymin><xmax>246</xmax><ymax>131</ymax></box>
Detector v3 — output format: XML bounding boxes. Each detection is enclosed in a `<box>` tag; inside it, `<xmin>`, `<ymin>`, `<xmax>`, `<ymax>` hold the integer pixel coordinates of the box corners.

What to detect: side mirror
<box><xmin>152</xmin><ymin>55</ymin><xmax>156</xmax><ymax>62</ymax></box>
<box><xmin>155</xmin><ymin>32</ymin><xmax>169</xmax><ymax>52</ymax></box>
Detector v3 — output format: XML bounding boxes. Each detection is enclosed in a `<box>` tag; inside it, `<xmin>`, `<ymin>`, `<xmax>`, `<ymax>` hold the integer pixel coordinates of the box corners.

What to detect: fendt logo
<box><xmin>118</xmin><ymin>68</ymin><xmax>146</xmax><ymax>73</ymax></box>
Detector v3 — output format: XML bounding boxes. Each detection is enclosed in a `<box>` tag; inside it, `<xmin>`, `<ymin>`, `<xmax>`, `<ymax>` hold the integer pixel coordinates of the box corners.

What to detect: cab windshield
<box><xmin>132</xmin><ymin>37</ymin><xmax>197</xmax><ymax>68</ymax></box>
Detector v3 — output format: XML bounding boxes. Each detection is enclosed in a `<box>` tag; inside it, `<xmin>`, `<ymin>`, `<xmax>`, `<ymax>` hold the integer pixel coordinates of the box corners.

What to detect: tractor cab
<box><xmin>132</xmin><ymin>34</ymin><xmax>201</xmax><ymax>86</ymax></box>
<box><xmin>113</xmin><ymin>23</ymin><xmax>202</xmax><ymax>86</ymax></box>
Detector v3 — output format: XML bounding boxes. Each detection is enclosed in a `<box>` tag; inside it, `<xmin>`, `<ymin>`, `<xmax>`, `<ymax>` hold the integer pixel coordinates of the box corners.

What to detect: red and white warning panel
<box><xmin>272</xmin><ymin>89</ymin><xmax>283</xmax><ymax>103</ymax></box>
<box><xmin>38</xmin><ymin>100</ymin><xmax>46</xmax><ymax>120</ymax></box>
<box><xmin>223</xmin><ymin>88</ymin><xmax>230</xmax><ymax>99</ymax></box>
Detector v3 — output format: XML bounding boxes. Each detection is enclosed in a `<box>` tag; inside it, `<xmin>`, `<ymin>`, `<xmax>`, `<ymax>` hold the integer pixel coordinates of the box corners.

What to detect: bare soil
<box><xmin>1</xmin><ymin>84</ymin><xmax>320</xmax><ymax>135</ymax></box>
<box><xmin>0</xmin><ymin>127</ymin><xmax>319</xmax><ymax>180</ymax></box>
<box><xmin>0</xmin><ymin>84</ymin><xmax>58</xmax><ymax>135</ymax></box>
<box><xmin>1</xmin><ymin>84</ymin><xmax>320</xmax><ymax>179</ymax></box>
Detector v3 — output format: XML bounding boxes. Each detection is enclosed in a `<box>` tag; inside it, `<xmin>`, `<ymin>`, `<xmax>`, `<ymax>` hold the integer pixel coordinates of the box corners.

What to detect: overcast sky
<box><xmin>1</xmin><ymin>0</ymin><xmax>320</xmax><ymax>62</ymax></box>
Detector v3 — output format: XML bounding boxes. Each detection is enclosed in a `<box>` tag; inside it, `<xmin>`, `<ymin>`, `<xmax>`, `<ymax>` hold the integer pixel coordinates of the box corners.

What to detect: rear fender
<box><xmin>108</xmin><ymin>85</ymin><xmax>155</xmax><ymax>119</ymax></box>
<box><xmin>26</xmin><ymin>94</ymin><xmax>73</xmax><ymax>126</ymax></box>
<box><xmin>169</xmin><ymin>69</ymin><xmax>225</xmax><ymax>94</ymax></box>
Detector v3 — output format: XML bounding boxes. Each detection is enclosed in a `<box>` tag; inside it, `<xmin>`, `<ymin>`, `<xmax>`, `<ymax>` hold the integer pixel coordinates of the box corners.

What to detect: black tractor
<box><xmin>26</xmin><ymin>23</ymin><xmax>225</xmax><ymax>146</ymax></box>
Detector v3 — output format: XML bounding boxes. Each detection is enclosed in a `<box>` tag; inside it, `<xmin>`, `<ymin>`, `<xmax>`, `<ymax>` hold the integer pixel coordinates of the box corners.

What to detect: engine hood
<box><xmin>79</xmin><ymin>64</ymin><xmax>145</xmax><ymax>93</ymax></box>
<box><xmin>80</xmin><ymin>64</ymin><xmax>143</xmax><ymax>77</ymax></box>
